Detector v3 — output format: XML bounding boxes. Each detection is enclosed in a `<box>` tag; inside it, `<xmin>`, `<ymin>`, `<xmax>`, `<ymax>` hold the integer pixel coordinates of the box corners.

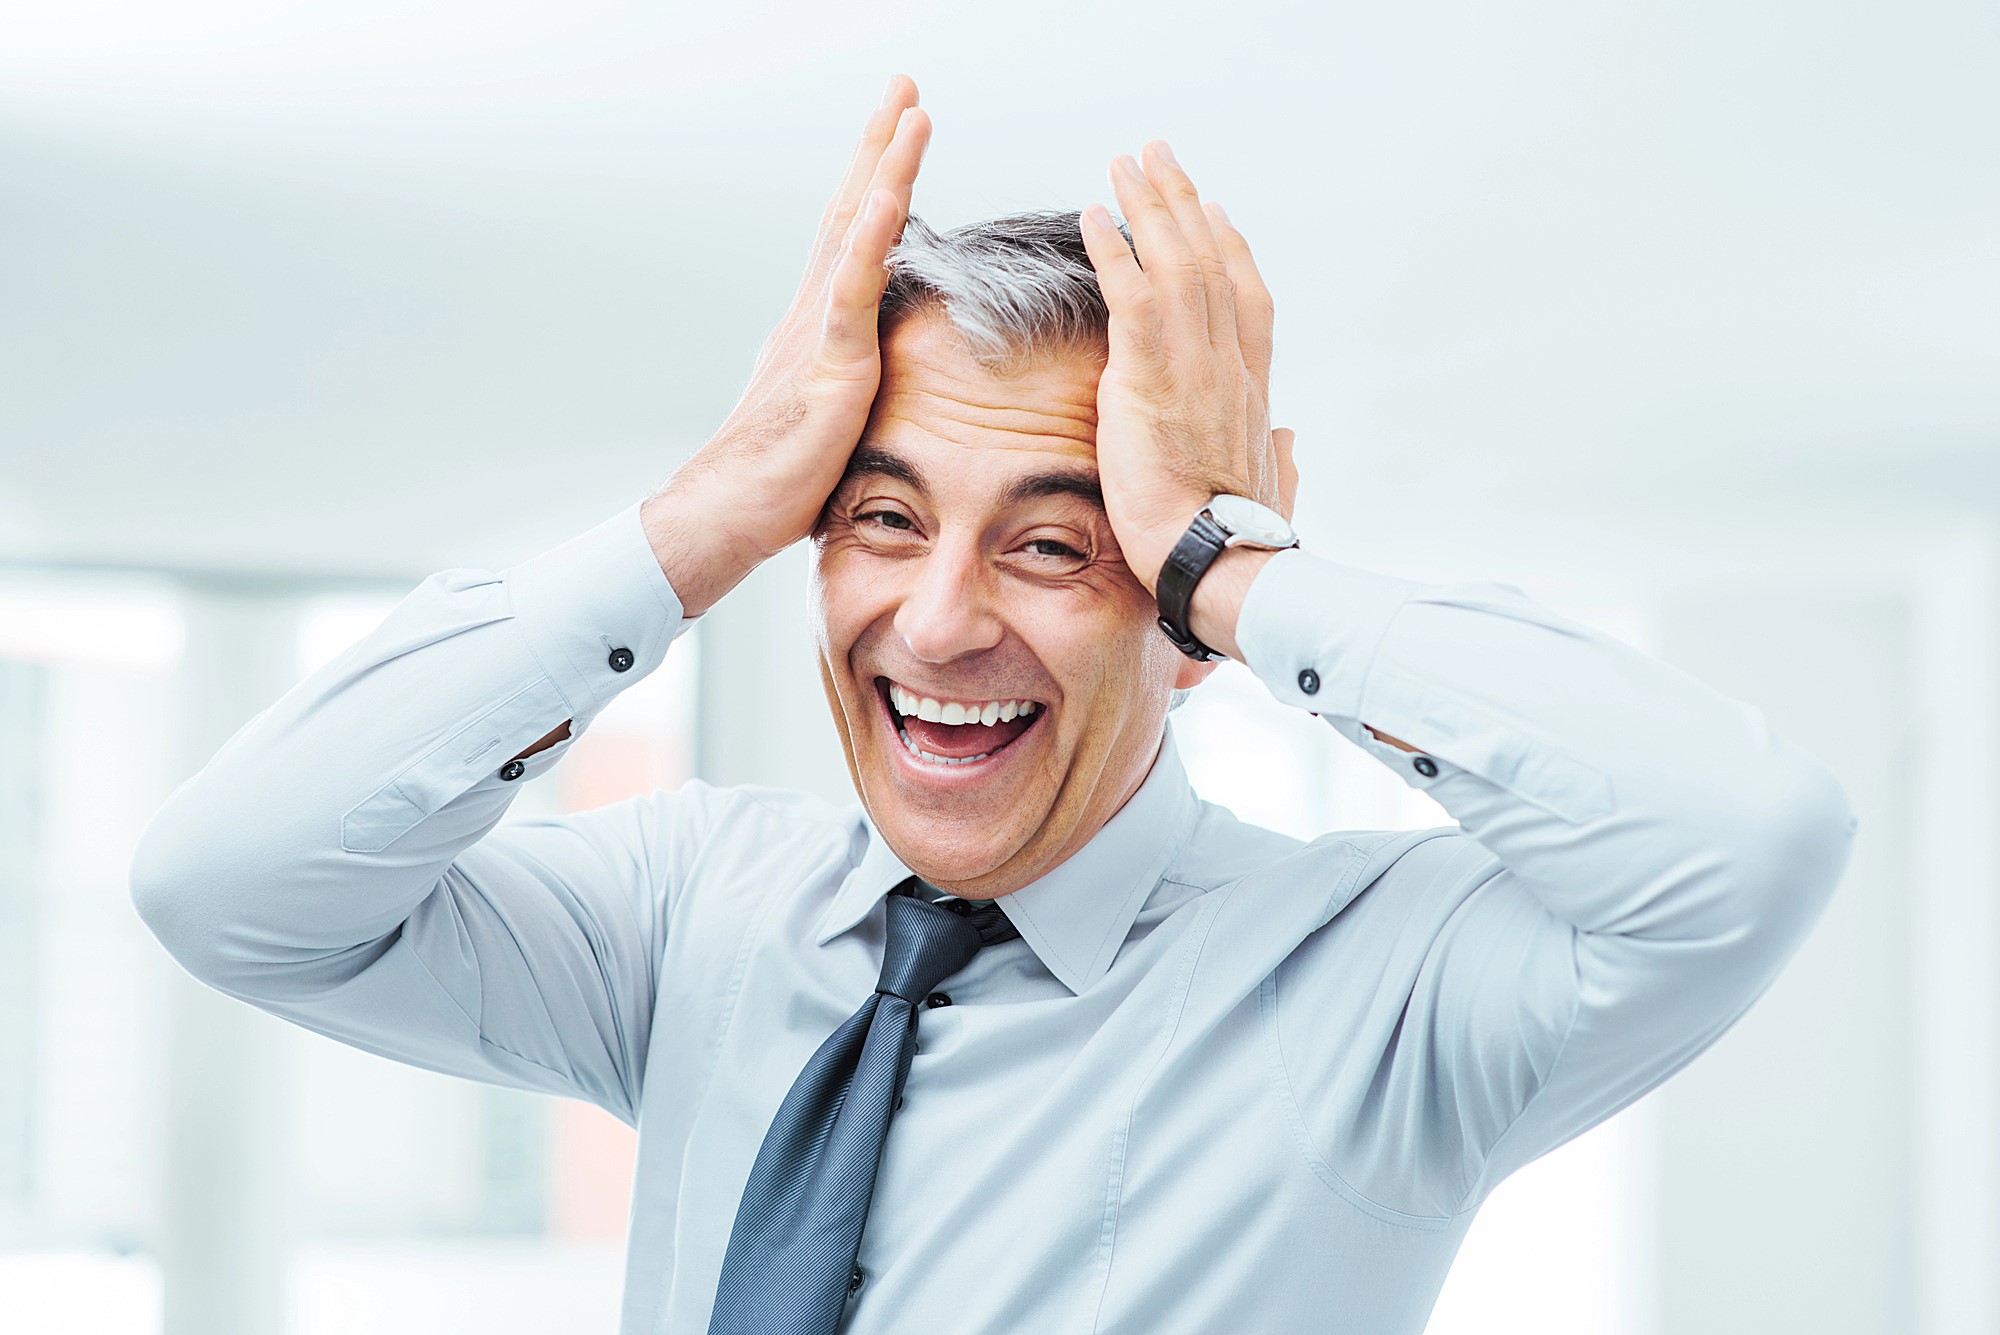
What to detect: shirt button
<box><xmin>946</xmin><ymin>900</ymin><xmax>972</xmax><ymax>917</ymax></box>
<box><xmin>1297</xmin><ymin>668</ymin><xmax>1320</xmax><ymax>695</ymax></box>
<box><xmin>894</xmin><ymin>1094</ymin><xmax>905</xmax><ymax>1111</ymax></box>
<box><xmin>925</xmin><ymin>992</ymin><xmax>952</xmax><ymax>1009</ymax></box>
<box><xmin>1413</xmin><ymin>756</ymin><xmax>1439</xmax><ymax>778</ymax></box>
<box><xmin>498</xmin><ymin>759</ymin><xmax>526</xmax><ymax>782</ymax></box>
<box><xmin>848</xmin><ymin>1266</ymin><xmax>867</xmax><ymax>1294</ymax></box>
<box><xmin>607</xmin><ymin>646</ymin><xmax>635</xmax><ymax>673</ymax></box>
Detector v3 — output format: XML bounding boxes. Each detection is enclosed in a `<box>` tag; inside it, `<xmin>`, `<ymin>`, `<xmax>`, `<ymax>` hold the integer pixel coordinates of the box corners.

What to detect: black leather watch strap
<box><xmin>1155</xmin><ymin>510</ymin><xmax>1231</xmax><ymax>662</ymax></box>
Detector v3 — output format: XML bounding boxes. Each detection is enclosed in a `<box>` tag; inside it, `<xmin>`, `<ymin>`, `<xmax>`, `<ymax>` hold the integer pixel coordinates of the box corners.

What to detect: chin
<box><xmin>860</xmin><ymin>776</ymin><xmax>1041</xmax><ymax>893</ymax></box>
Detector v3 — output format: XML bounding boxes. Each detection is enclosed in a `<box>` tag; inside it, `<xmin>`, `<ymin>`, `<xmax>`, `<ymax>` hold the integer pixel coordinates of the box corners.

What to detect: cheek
<box><xmin>1029</xmin><ymin>585</ymin><xmax>1173</xmax><ymax>713</ymax></box>
<box><xmin>811</xmin><ymin>545</ymin><xmax>902</xmax><ymax>682</ymax></box>
<box><xmin>808</xmin><ymin>550</ymin><xmax>865</xmax><ymax>665</ymax></box>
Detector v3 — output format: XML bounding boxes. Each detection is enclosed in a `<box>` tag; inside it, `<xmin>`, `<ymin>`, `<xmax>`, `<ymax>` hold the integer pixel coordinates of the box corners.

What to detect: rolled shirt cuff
<box><xmin>502</xmin><ymin>502</ymin><xmax>690</xmax><ymax>718</ymax></box>
<box><xmin>1233</xmin><ymin>547</ymin><xmax>1418</xmax><ymax>720</ymax></box>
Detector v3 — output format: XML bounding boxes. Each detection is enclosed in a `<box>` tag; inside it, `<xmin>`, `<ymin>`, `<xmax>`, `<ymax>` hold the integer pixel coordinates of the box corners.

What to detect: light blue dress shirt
<box><xmin>132</xmin><ymin>505</ymin><xmax>1858</xmax><ymax>1333</ymax></box>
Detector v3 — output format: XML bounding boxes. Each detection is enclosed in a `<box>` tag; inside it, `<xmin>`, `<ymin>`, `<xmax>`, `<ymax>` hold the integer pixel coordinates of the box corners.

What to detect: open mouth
<box><xmin>875</xmin><ymin>676</ymin><xmax>1047</xmax><ymax>768</ymax></box>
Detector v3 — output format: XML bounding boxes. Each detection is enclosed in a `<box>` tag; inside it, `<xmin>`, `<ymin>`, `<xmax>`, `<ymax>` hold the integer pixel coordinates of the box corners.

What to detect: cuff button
<box><xmin>1297</xmin><ymin>668</ymin><xmax>1321</xmax><ymax>695</ymax></box>
<box><xmin>1413</xmin><ymin>756</ymin><xmax>1439</xmax><ymax>778</ymax></box>
<box><xmin>608</xmin><ymin>646</ymin><xmax>635</xmax><ymax>673</ymax></box>
<box><xmin>499</xmin><ymin>759</ymin><xmax>526</xmax><ymax>782</ymax></box>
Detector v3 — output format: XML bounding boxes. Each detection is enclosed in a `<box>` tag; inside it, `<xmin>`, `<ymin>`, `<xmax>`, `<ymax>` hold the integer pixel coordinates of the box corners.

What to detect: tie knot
<box><xmin>876</xmin><ymin>881</ymin><xmax>1018</xmax><ymax>1003</ymax></box>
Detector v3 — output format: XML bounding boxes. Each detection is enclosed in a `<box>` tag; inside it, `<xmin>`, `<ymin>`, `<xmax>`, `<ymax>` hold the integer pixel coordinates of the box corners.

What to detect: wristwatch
<box><xmin>1155</xmin><ymin>494</ymin><xmax>1299</xmax><ymax>661</ymax></box>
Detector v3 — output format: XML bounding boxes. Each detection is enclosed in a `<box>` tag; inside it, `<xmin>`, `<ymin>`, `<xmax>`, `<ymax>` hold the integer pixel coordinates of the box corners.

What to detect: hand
<box><xmin>1076</xmin><ymin>143</ymin><xmax>1297</xmax><ymax>596</ymax></box>
<box><xmin>642</xmin><ymin>76</ymin><xmax>932</xmax><ymax>617</ymax></box>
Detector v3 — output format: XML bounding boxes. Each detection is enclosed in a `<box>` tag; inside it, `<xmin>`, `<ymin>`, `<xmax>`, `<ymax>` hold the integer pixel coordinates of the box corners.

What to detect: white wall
<box><xmin>1653</xmin><ymin>584</ymin><xmax>1915</xmax><ymax>1330</ymax></box>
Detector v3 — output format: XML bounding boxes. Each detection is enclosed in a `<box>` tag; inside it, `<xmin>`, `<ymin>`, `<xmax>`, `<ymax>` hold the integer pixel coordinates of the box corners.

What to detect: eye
<box><xmin>856</xmin><ymin>509</ymin><xmax>917</xmax><ymax>532</ymax></box>
<box><xmin>1025</xmin><ymin>537</ymin><xmax>1083</xmax><ymax>560</ymax></box>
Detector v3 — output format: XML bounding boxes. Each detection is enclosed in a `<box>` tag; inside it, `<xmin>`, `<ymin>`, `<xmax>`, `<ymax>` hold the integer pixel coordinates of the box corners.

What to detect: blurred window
<box><xmin>0</xmin><ymin>573</ymin><xmax>183</xmax><ymax>1332</ymax></box>
<box><xmin>0</xmin><ymin>576</ymin><xmax>697</xmax><ymax>1334</ymax></box>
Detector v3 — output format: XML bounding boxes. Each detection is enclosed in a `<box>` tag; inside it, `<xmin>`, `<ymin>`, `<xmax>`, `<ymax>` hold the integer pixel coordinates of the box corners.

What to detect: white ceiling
<box><xmin>2</xmin><ymin>0</ymin><xmax>1996</xmax><ymax>581</ymax></box>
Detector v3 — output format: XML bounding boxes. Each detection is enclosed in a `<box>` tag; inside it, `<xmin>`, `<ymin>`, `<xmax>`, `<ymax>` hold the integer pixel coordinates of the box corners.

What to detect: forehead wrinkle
<box><xmin>877</xmin><ymin>315</ymin><xmax>1101</xmax><ymax>448</ymax></box>
<box><xmin>874</xmin><ymin>386</ymin><xmax>1097</xmax><ymax>449</ymax></box>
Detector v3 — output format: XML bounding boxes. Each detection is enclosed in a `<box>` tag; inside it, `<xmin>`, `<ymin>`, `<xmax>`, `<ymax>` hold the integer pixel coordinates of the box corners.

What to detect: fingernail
<box><xmin>1207</xmin><ymin>200</ymin><xmax>1231</xmax><ymax>225</ymax></box>
<box><xmin>1156</xmin><ymin>141</ymin><xmax>1179</xmax><ymax>168</ymax></box>
<box><xmin>1114</xmin><ymin>155</ymin><xmax>1144</xmax><ymax>182</ymax></box>
<box><xmin>1082</xmin><ymin>203</ymin><xmax>1113</xmax><ymax>229</ymax></box>
<box><xmin>882</xmin><ymin>76</ymin><xmax>900</xmax><ymax>106</ymax></box>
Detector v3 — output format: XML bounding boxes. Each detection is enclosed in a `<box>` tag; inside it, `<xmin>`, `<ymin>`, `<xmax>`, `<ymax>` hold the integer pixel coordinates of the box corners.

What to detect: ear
<box><xmin>1173</xmin><ymin>656</ymin><xmax>1222</xmax><ymax>692</ymax></box>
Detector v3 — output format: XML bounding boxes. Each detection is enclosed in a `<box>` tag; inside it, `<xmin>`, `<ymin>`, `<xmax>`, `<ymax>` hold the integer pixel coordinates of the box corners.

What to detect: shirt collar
<box><xmin>814</xmin><ymin>725</ymin><xmax>1199</xmax><ymax>995</ymax></box>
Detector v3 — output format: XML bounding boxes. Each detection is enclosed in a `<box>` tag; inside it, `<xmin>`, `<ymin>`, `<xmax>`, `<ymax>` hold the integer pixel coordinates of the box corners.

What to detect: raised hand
<box><xmin>1076</xmin><ymin>143</ymin><xmax>1296</xmax><ymax>598</ymax></box>
<box><xmin>642</xmin><ymin>76</ymin><xmax>932</xmax><ymax>617</ymax></box>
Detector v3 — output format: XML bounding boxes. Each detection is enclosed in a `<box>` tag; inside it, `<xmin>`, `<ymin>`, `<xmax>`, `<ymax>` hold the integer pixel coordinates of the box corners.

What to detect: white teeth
<box><xmin>888</xmin><ymin>683</ymin><xmax>1042</xmax><ymax>727</ymax></box>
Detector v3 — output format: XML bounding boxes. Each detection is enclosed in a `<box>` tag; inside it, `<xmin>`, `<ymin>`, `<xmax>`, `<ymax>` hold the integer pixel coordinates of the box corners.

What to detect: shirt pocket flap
<box><xmin>341</xmin><ymin>679</ymin><xmax>560</xmax><ymax>853</ymax></box>
<box><xmin>1383</xmin><ymin>675</ymin><xmax>1614</xmax><ymax>825</ymax></box>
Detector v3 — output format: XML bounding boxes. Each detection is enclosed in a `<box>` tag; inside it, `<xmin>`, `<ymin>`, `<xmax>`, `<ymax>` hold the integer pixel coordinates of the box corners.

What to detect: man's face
<box><xmin>811</xmin><ymin>311</ymin><xmax>1199</xmax><ymax>899</ymax></box>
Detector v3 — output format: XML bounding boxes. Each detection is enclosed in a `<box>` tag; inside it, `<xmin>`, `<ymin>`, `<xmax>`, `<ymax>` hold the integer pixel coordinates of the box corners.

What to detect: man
<box><xmin>133</xmin><ymin>75</ymin><xmax>1857</xmax><ymax>1333</ymax></box>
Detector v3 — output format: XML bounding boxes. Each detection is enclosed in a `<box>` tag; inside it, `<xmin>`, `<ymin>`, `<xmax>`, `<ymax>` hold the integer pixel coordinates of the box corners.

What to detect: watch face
<box><xmin>1206</xmin><ymin>494</ymin><xmax>1296</xmax><ymax>548</ymax></box>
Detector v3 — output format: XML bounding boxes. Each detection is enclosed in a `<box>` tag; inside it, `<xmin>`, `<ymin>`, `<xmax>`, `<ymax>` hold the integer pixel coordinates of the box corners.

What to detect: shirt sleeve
<box><xmin>130</xmin><ymin>504</ymin><xmax>698</xmax><ymax>1126</ymax></box>
<box><xmin>1234</xmin><ymin>547</ymin><xmax>1860</xmax><ymax>1216</ymax></box>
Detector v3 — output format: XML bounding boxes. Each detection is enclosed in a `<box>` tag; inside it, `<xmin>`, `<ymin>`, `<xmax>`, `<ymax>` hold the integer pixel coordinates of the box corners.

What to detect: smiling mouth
<box><xmin>875</xmin><ymin>677</ymin><xmax>1047</xmax><ymax>767</ymax></box>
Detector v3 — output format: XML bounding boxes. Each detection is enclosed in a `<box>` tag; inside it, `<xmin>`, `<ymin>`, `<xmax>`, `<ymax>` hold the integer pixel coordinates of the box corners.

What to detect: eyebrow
<box><xmin>841</xmin><ymin>445</ymin><xmax>927</xmax><ymax>495</ymax></box>
<box><xmin>1000</xmin><ymin>468</ymin><xmax>1104</xmax><ymax>512</ymax></box>
<box><xmin>838</xmin><ymin>444</ymin><xmax>1105</xmax><ymax>513</ymax></box>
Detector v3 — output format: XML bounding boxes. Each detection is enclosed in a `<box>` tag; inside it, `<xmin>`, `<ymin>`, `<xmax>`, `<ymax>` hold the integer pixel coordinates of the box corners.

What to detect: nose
<box><xmin>893</xmin><ymin>534</ymin><xmax>1005</xmax><ymax>664</ymax></box>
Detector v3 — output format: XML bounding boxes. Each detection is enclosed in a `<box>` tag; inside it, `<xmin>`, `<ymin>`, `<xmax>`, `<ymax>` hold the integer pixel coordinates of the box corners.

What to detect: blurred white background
<box><xmin>1</xmin><ymin>1</ymin><xmax>1995</xmax><ymax>1332</ymax></box>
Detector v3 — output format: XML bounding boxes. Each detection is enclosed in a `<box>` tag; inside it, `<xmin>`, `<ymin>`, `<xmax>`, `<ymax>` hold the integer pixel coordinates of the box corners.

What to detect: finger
<box><xmin>820</xmin><ymin>188</ymin><xmax>901</xmax><ymax>371</ymax></box>
<box><xmin>860</xmin><ymin>105</ymin><xmax>931</xmax><ymax>234</ymax></box>
<box><xmin>1203</xmin><ymin>201</ymin><xmax>1275</xmax><ymax>387</ymax></box>
<box><xmin>813</xmin><ymin>107</ymin><xmax>929</xmax><ymax>290</ymax></box>
<box><xmin>827</xmin><ymin>76</ymin><xmax>919</xmax><ymax>227</ymax></box>
<box><xmin>808</xmin><ymin>76</ymin><xmax>921</xmax><ymax>279</ymax></box>
<box><xmin>1272</xmin><ymin>427</ymin><xmax>1299</xmax><ymax>519</ymax></box>
<box><xmin>1108</xmin><ymin>153</ymin><xmax>1210</xmax><ymax>338</ymax></box>
<box><xmin>1078</xmin><ymin>204</ymin><xmax>1163</xmax><ymax>360</ymax></box>
<box><xmin>1140</xmin><ymin>140</ymin><xmax>1236</xmax><ymax>347</ymax></box>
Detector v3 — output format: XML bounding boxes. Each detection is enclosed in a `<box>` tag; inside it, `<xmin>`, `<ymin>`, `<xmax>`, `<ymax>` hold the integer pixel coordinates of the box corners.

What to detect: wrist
<box><xmin>639</xmin><ymin>485</ymin><xmax>768</xmax><ymax>620</ymax></box>
<box><xmin>1115</xmin><ymin>493</ymin><xmax>1241</xmax><ymax>596</ymax></box>
<box><xmin>1185</xmin><ymin>546</ymin><xmax>1278</xmax><ymax>663</ymax></box>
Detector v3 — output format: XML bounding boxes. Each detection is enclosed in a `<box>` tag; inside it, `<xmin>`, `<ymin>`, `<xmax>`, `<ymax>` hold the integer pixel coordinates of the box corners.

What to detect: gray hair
<box><xmin>880</xmin><ymin>211</ymin><xmax>1133</xmax><ymax>364</ymax></box>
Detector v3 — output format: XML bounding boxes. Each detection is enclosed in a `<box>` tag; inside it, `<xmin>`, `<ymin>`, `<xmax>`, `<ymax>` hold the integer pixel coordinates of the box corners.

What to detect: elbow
<box><xmin>1713</xmin><ymin>743</ymin><xmax>1859</xmax><ymax>933</ymax></box>
<box><xmin>129</xmin><ymin>802</ymin><xmax>198</xmax><ymax>961</ymax></box>
<box><xmin>128</xmin><ymin>790</ymin><xmax>236</xmax><ymax>982</ymax></box>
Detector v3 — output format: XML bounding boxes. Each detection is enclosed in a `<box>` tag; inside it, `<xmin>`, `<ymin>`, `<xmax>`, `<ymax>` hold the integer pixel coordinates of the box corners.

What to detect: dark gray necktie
<box><xmin>707</xmin><ymin>878</ymin><xmax>1020</xmax><ymax>1335</ymax></box>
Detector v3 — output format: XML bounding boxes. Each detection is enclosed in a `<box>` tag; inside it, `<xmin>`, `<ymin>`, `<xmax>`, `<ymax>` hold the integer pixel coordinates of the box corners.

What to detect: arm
<box><xmin>130</xmin><ymin>509</ymin><xmax>698</xmax><ymax>1124</ymax></box>
<box><xmin>1079</xmin><ymin>144</ymin><xmax>1857</xmax><ymax>1213</ymax></box>
<box><xmin>130</xmin><ymin>78</ymin><xmax>936</xmax><ymax>1121</ymax></box>
<box><xmin>1235</xmin><ymin>545</ymin><xmax>1855</xmax><ymax>1211</ymax></box>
